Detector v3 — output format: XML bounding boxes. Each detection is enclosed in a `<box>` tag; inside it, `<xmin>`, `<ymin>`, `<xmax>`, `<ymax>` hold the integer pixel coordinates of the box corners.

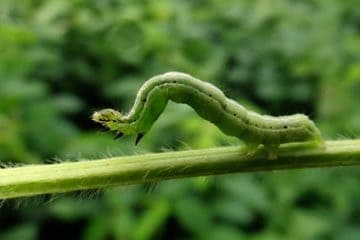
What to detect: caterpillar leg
<box><xmin>99</xmin><ymin>128</ymin><xmax>109</xmax><ymax>133</ymax></box>
<box><xmin>113</xmin><ymin>131</ymin><xmax>124</xmax><ymax>140</ymax></box>
<box><xmin>264</xmin><ymin>144</ymin><xmax>279</xmax><ymax>160</ymax></box>
<box><xmin>245</xmin><ymin>143</ymin><xmax>260</xmax><ymax>157</ymax></box>
<box><xmin>135</xmin><ymin>133</ymin><xmax>145</xmax><ymax>145</ymax></box>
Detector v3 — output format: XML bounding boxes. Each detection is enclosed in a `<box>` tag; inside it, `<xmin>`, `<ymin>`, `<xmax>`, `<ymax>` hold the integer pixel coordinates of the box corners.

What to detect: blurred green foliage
<box><xmin>0</xmin><ymin>0</ymin><xmax>359</xmax><ymax>239</ymax></box>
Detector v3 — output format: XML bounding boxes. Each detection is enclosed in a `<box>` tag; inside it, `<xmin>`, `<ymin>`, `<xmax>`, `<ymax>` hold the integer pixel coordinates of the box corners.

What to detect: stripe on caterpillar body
<box><xmin>92</xmin><ymin>72</ymin><xmax>324</xmax><ymax>158</ymax></box>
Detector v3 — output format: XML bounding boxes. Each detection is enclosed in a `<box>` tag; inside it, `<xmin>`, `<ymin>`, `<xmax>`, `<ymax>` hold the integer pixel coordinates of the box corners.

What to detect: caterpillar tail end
<box><xmin>316</xmin><ymin>138</ymin><xmax>326</xmax><ymax>150</ymax></box>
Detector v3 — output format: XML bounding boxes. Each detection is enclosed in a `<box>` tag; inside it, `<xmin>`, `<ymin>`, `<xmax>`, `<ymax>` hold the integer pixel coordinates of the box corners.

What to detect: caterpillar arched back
<box><xmin>92</xmin><ymin>72</ymin><xmax>324</xmax><ymax>159</ymax></box>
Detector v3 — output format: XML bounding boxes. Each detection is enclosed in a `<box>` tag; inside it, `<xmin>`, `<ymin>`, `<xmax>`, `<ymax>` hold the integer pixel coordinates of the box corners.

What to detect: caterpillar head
<box><xmin>92</xmin><ymin>108</ymin><xmax>145</xmax><ymax>145</ymax></box>
<box><xmin>92</xmin><ymin>108</ymin><xmax>130</xmax><ymax>133</ymax></box>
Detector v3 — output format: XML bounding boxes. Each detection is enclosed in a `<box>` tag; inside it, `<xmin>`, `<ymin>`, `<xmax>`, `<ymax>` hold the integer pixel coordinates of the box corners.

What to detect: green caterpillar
<box><xmin>92</xmin><ymin>72</ymin><xmax>324</xmax><ymax>158</ymax></box>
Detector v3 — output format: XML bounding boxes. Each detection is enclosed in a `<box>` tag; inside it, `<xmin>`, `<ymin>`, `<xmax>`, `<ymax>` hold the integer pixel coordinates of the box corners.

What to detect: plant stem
<box><xmin>1</xmin><ymin>140</ymin><xmax>360</xmax><ymax>199</ymax></box>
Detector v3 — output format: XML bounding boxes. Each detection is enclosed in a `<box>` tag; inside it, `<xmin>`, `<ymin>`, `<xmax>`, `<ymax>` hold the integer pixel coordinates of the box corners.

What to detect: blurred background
<box><xmin>0</xmin><ymin>0</ymin><xmax>359</xmax><ymax>239</ymax></box>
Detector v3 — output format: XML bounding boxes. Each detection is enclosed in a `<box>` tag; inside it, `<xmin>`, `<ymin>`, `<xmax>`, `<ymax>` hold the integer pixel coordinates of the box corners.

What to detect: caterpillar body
<box><xmin>92</xmin><ymin>72</ymin><xmax>324</xmax><ymax>158</ymax></box>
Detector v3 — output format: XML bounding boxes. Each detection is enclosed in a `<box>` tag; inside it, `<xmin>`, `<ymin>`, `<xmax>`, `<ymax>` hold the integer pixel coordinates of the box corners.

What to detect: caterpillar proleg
<box><xmin>92</xmin><ymin>72</ymin><xmax>324</xmax><ymax>159</ymax></box>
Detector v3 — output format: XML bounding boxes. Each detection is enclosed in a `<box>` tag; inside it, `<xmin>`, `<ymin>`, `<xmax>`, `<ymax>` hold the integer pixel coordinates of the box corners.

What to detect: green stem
<box><xmin>1</xmin><ymin>140</ymin><xmax>360</xmax><ymax>199</ymax></box>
